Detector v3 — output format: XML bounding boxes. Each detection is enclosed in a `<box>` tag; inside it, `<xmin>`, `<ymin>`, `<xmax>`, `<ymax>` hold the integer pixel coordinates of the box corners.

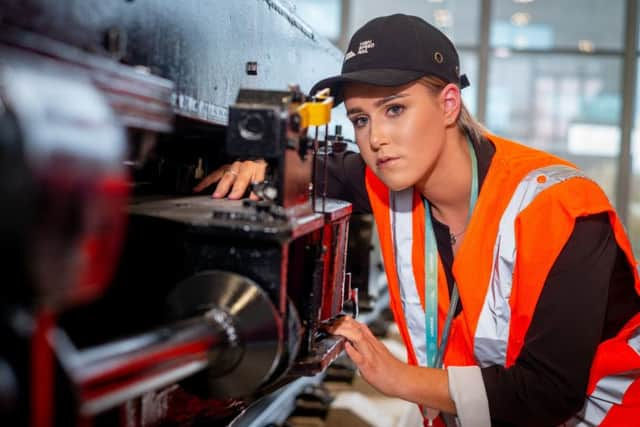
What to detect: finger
<box><xmin>361</xmin><ymin>323</ymin><xmax>377</xmax><ymax>340</ymax></box>
<box><xmin>193</xmin><ymin>166</ymin><xmax>226</xmax><ymax>192</ymax></box>
<box><xmin>252</xmin><ymin>160</ymin><xmax>267</xmax><ymax>183</ymax></box>
<box><xmin>228</xmin><ymin>160</ymin><xmax>255</xmax><ymax>199</ymax></box>
<box><xmin>344</xmin><ymin>341</ymin><xmax>364</xmax><ymax>365</ymax></box>
<box><xmin>328</xmin><ymin>316</ymin><xmax>360</xmax><ymax>336</ymax></box>
<box><xmin>248</xmin><ymin>160</ymin><xmax>267</xmax><ymax>200</ymax></box>
<box><xmin>212</xmin><ymin>161</ymin><xmax>242</xmax><ymax>198</ymax></box>
<box><xmin>329</xmin><ymin>315</ymin><xmax>358</xmax><ymax>331</ymax></box>
<box><xmin>331</xmin><ymin>323</ymin><xmax>366</xmax><ymax>350</ymax></box>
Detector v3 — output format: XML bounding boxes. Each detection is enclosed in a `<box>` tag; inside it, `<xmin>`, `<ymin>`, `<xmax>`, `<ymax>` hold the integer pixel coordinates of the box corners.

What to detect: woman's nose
<box><xmin>369</xmin><ymin>121</ymin><xmax>388</xmax><ymax>151</ymax></box>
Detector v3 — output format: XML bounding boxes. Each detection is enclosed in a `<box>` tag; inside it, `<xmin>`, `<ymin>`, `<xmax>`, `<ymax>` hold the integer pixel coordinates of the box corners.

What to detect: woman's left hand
<box><xmin>328</xmin><ymin>316</ymin><xmax>408</xmax><ymax>397</ymax></box>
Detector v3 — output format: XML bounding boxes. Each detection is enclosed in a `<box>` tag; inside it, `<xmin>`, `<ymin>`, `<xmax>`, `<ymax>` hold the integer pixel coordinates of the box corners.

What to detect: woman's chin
<box><xmin>380</xmin><ymin>175</ymin><xmax>413</xmax><ymax>193</ymax></box>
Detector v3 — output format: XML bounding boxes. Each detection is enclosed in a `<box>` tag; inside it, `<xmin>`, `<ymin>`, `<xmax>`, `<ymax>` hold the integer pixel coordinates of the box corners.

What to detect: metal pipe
<box><xmin>51</xmin><ymin>316</ymin><xmax>230</xmax><ymax>415</ymax></box>
<box><xmin>616</xmin><ymin>0</ymin><xmax>638</xmax><ymax>224</ymax></box>
<box><xmin>476</xmin><ymin>0</ymin><xmax>492</xmax><ymax>124</ymax></box>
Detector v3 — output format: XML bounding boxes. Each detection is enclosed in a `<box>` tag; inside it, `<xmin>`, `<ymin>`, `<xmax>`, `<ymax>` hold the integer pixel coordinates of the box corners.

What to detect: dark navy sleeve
<box><xmin>481</xmin><ymin>213</ymin><xmax>639</xmax><ymax>426</ymax></box>
<box><xmin>315</xmin><ymin>150</ymin><xmax>371</xmax><ymax>214</ymax></box>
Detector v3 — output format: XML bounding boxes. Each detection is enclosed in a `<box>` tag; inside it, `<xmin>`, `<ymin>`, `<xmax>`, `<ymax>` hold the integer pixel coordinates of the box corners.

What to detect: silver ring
<box><xmin>226</xmin><ymin>169</ymin><xmax>239</xmax><ymax>177</ymax></box>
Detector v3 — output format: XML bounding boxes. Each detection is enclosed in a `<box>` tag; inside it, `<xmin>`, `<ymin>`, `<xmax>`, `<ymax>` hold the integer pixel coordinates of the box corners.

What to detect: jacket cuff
<box><xmin>447</xmin><ymin>366</ymin><xmax>491</xmax><ymax>427</ymax></box>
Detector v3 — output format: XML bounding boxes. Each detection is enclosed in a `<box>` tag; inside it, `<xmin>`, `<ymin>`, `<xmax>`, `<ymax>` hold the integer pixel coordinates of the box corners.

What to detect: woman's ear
<box><xmin>440</xmin><ymin>83</ymin><xmax>462</xmax><ymax>127</ymax></box>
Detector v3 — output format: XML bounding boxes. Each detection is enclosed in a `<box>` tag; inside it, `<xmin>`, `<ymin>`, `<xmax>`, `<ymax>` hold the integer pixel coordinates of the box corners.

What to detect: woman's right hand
<box><xmin>193</xmin><ymin>159</ymin><xmax>267</xmax><ymax>200</ymax></box>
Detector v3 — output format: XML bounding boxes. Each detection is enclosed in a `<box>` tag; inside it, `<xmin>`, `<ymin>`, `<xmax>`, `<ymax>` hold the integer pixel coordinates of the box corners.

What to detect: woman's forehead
<box><xmin>343</xmin><ymin>81</ymin><xmax>424</xmax><ymax>106</ymax></box>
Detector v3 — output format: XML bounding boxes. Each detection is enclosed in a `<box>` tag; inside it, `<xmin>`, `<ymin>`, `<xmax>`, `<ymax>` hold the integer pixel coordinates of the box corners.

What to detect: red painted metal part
<box><xmin>32</xmin><ymin>311</ymin><xmax>55</xmax><ymax>427</ymax></box>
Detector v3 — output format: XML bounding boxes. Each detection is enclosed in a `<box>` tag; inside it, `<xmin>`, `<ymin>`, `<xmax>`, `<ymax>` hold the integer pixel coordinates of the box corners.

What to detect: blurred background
<box><xmin>2</xmin><ymin>2</ymin><xmax>637</xmax><ymax>426</ymax></box>
<box><xmin>291</xmin><ymin>0</ymin><xmax>640</xmax><ymax>257</ymax></box>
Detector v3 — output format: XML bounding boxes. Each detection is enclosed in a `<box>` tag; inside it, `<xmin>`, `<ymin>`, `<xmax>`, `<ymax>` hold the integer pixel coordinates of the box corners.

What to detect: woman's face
<box><xmin>344</xmin><ymin>80</ymin><xmax>449</xmax><ymax>192</ymax></box>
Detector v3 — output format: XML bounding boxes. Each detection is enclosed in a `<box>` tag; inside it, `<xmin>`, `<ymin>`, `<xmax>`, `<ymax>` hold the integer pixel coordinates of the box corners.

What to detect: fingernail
<box><xmin>213</xmin><ymin>192</ymin><xmax>221</xmax><ymax>198</ymax></box>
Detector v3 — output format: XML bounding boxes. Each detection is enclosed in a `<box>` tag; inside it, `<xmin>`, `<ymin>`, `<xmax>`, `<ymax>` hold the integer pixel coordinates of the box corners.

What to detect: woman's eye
<box><xmin>352</xmin><ymin>116</ymin><xmax>368</xmax><ymax>128</ymax></box>
<box><xmin>387</xmin><ymin>104</ymin><xmax>405</xmax><ymax>116</ymax></box>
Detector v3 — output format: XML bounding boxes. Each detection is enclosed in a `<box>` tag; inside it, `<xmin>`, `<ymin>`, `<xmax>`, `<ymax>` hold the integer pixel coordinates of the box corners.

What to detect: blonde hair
<box><xmin>418</xmin><ymin>76</ymin><xmax>487</xmax><ymax>144</ymax></box>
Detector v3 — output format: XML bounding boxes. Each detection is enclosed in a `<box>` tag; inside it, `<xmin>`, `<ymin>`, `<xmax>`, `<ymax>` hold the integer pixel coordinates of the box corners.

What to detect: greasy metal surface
<box><xmin>347</xmin><ymin>214</ymin><xmax>375</xmax><ymax>304</ymax></box>
<box><xmin>167</xmin><ymin>270</ymin><xmax>283</xmax><ymax>399</ymax></box>
<box><xmin>0</xmin><ymin>0</ymin><xmax>345</xmax><ymax>126</ymax></box>
<box><xmin>324</xmin><ymin>219</ymin><xmax>350</xmax><ymax>320</ymax></box>
<box><xmin>127</xmin><ymin>196</ymin><xmax>324</xmax><ymax>241</ymax></box>
<box><xmin>0</xmin><ymin>32</ymin><xmax>174</xmax><ymax>133</ymax></box>
<box><xmin>226</xmin><ymin>88</ymin><xmax>315</xmax><ymax>208</ymax></box>
<box><xmin>313</xmin><ymin>198</ymin><xmax>353</xmax><ymax>221</ymax></box>
<box><xmin>288</xmin><ymin>335</ymin><xmax>346</xmax><ymax>375</ymax></box>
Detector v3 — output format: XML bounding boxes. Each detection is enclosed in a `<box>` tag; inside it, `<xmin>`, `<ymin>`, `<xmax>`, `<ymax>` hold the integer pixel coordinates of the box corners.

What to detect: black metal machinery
<box><xmin>0</xmin><ymin>1</ymin><xmax>389</xmax><ymax>426</ymax></box>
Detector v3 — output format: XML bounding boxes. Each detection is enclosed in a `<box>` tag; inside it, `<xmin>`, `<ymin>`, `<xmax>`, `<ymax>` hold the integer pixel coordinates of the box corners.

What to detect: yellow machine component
<box><xmin>297</xmin><ymin>88</ymin><xmax>333</xmax><ymax>128</ymax></box>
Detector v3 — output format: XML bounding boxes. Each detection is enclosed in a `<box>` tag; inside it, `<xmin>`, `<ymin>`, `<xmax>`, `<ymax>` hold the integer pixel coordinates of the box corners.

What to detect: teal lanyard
<box><xmin>423</xmin><ymin>136</ymin><xmax>478</xmax><ymax>368</ymax></box>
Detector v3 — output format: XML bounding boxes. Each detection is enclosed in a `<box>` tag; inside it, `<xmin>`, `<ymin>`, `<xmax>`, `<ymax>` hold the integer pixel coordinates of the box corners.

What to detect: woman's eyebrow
<box><xmin>347</xmin><ymin>93</ymin><xmax>409</xmax><ymax>116</ymax></box>
<box><xmin>347</xmin><ymin>107</ymin><xmax>364</xmax><ymax>116</ymax></box>
<box><xmin>374</xmin><ymin>93</ymin><xmax>409</xmax><ymax>108</ymax></box>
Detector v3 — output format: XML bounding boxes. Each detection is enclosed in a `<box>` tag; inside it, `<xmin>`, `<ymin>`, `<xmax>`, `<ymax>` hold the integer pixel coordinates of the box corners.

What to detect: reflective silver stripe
<box><xmin>571</xmin><ymin>292</ymin><xmax>640</xmax><ymax>425</ymax></box>
<box><xmin>631</xmin><ymin>325</ymin><xmax>640</xmax><ymax>357</ymax></box>
<box><xmin>565</xmin><ymin>331</ymin><xmax>640</xmax><ymax>426</ymax></box>
<box><xmin>474</xmin><ymin>165</ymin><xmax>586</xmax><ymax>367</ymax></box>
<box><xmin>570</xmin><ymin>370</ymin><xmax>640</xmax><ymax>426</ymax></box>
<box><xmin>390</xmin><ymin>188</ymin><xmax>428</xmax><ymax>366</ymax></box>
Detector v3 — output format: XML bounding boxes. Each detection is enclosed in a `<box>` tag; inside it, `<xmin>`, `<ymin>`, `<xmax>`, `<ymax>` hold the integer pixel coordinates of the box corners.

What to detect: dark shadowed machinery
<box><xmin>0</xmin><ymin>1</ymin><xmax>389</xmax><ymax>426</ymax></box>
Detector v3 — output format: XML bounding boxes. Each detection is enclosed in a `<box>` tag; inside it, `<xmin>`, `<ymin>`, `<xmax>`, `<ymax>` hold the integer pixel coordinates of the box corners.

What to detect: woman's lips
<box><xmin>376</xmin><ymin>156</ymin><xmax>400</xmax><ymax>167</ymax></box>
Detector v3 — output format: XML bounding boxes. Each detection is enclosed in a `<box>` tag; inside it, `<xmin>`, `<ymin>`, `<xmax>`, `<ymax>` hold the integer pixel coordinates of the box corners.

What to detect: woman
<box><xmin>195</xmin><ymin>14</ymin><xmax>640</xmax><ymax>427</ymax></box>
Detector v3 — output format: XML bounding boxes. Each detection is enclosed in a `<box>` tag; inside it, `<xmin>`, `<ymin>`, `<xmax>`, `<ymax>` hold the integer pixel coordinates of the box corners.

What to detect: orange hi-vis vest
<box><xmin>365</xmin><ymin>134</ymin><xmax>640</xmax><ymax>426</ymax></box>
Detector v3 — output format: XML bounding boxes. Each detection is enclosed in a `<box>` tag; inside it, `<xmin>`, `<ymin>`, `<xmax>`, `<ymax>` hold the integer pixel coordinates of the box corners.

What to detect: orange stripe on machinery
<box><xmin>365</xmin><ymin>134</ymin><xmax>640</xmax><ymax>425</ymax></box>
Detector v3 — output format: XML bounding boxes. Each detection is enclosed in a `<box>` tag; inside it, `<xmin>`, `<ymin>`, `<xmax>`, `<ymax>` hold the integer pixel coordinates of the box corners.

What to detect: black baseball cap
<box><xmin>310</xmin><ymin>14</ymin><xmax>470</xmax><ymax>106</ymax></box>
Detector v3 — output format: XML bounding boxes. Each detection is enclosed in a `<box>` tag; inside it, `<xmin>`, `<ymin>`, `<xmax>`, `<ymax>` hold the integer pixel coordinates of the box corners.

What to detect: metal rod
<box><xmin>322</xmin><ymin>124</ymin><xmax>329</xmax><ymax>213</ymax></box>
<box><xmin>312</xmin><ymin>126</ymin><xmax>319</xmax><ymax>210</ymax></box>
<box><xmin>476</xmin><ymin>0</ymin><xmax>492</xmax><ymax>124</ymax></box>
<box><xmin>51</xmin><ymin>317</ymin><xmax>225</xmax><ymax>415</ymax></box>
<box><xmin>616</xmin><ymin>0</ymin><xmax>638</xmax><ymax>225</ymax></box>
<box><xmin>338</xmin><ymin>0</ymin><xmax>352</xmax><ymax>51</ymax></box>
<box><xmin>477</xmin><ymin>47</ymin><xmax>626</xmax><ymax>57</ymax></box>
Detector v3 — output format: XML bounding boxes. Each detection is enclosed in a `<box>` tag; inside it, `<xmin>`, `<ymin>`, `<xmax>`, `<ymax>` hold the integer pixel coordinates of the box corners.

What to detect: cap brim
<box><xmin>310</xmin><ymin>69</ymin><xmax>425</xmax><ymax>106</ymax></box>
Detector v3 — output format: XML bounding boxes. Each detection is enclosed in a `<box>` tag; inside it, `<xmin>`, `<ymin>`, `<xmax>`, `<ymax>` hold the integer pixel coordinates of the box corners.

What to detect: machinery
<box><xmin>0</xmin><ymin>1</ymin><xmax>389</xmax><ymax>426</ymax></box>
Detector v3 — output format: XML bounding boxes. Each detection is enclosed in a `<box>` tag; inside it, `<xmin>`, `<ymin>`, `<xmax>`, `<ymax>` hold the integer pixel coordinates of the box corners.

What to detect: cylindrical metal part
<box><xmin>52</xmin><ymin>316</ymin><xmax>230</xmax><ymax>416</ymax></box>
<box><xmin>50</xmin><ymin>270</ymin><xmax>288</xmax><ymax>415</ymax></box>
<box><xmin>167</xmin><ymin>270</ymin><xmax>285</xmax><ymax>400</ymax></box>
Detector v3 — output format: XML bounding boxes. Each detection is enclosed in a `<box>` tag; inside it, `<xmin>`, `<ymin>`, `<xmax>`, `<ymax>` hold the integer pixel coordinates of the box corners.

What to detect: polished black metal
<box><xmin>346</xmin><ymin>214</ymin><xmax>377</xmax><ymax>309</ymax></box>
<box><xmin>167</xmin><ymin>270</ymin><xmax>283</xmax><ymax>399</ymax></box>
<box><xmin>0</xmin><ymin>0</ymin><xmax>344</xmax><ymax>126</ymax></box>
<box><xmin>0</xmin><ymin>1</ymin><xmax>364</xmax><ymax>425</ymax></box>
<box><xmin>227</xmin><ymin>88</ymin><xmax>314</xmax><ymax>208</ymax></box>
<box><xmin>53</xmin><ymin>316</ymin><xmax>224</xmax><ymax>415</ymax></box>
<box><xmin>0</xmin><ymin>32</ymin><xmax>174</xmax><ymax>134</ymax></box>
<box><xmin>0</xmin><ymin>57</ymin><xmax>128</xmax><ymax>310</ymax></box>
<box><xmin>288</xmin><ymin>335</ymin><xmax>346</xmax><ymax>376</ymax></box>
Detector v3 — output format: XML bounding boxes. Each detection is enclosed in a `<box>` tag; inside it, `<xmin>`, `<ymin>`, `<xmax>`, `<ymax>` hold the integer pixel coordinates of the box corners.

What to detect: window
<box><xmin>492</xmin><ymin>0</ymin><xmax>625</xmax><ymax>51</ymax></box>
<box><xmin>292</xmin><ymin>0</ymin><xmax>343</xmax><ymax>42</ymax></box>
<box><xmin>487</xmin><ymin>53</ymin><xmax>622</xmax><ymax>201</ymax></box>
<box><xmin>348</xmin><ymin>0</ymin><xmax>480</xmax><ymax>46</ymax></box>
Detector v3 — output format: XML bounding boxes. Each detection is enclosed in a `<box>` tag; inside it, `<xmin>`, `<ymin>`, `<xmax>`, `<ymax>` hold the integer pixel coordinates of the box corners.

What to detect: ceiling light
<box><xmin>511</xmin><ymin>12</ymin><xmax>530</xmax><ymax>26</ymax></box>
<box><xmin>578</xmin><ymin>40</ymin><xmax>595</xmax><ymax>53</ymax></box>
<box><xmin>513</xmin><ymin>0</ymin><xmax>534</xmax><ymax>3</ymax></box>
<box><xmin>514</xmin><ymin>35</ymin><xmax>529</xmax><ymax>48</ymax></box>
<box><xmin>494</xmin><ymin>47</ymin><xmax>512</xmax><ymax>58</ymax></box>
<box><xmin>434</xmin><ymin>9</ymin><xmax>452</xmax><ymax>28</ymax></box>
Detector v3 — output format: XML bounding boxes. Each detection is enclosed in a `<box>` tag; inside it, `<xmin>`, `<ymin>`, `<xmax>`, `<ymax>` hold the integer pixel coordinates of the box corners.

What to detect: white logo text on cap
<box><xmin>357</xmin><ymin>40</ymin><xmax>375</xmax><ymax>55</ymax></box>
<box><xmin>344</xmin><ymin>51</ymin><xmax>356</xmax><ymax>61</ymax></box>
